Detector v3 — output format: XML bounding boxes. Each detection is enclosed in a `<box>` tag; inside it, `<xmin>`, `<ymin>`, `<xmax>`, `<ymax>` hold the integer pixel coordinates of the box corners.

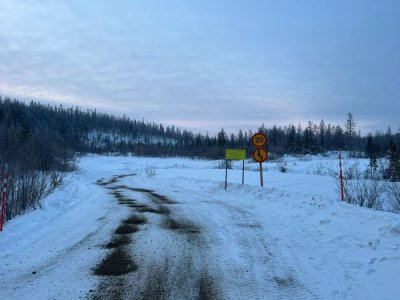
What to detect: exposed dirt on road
<box><xmin>115</xmin><ymin>224</ymin><xmax>139</xmax><ymax>234</ymax></box>
<box><xmin>94</xmin><ymin>248</ymin><xmax>137</xmax><ymax>276</ymax></box>
<box><xmin>91</xmin><ymin>174</ymin><xmax>222</xmax><ymax>300</ymax></box>
<box><xmin>122</xmin><ymin>215</ymin><xmax>147</xmax><ymax>225</ymax></box>
<box><xmin>163</xmin><ymin>217</ymin><xmax>201</xmax><ymax>235</ymax></box>
<box><xmin>105</xmin><ymin>235</ymin><xmax>132</xmax><ymax>249</ymax></box>
<box><xmin>93</xmin><ymin>174</ymin><xmax>317</xmax><ymax>300</ymax></box>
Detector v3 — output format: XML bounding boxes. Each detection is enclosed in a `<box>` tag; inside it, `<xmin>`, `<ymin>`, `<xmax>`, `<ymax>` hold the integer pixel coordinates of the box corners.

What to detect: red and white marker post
<box><xmin>339</xmin><ymin>152</ymin><xmax>344</xmax><ymax>202</ymax></box>
<box><xmin>0</xmin><ymin>165</ymin><xmax>9</xmax><ymax>232</ymax></box>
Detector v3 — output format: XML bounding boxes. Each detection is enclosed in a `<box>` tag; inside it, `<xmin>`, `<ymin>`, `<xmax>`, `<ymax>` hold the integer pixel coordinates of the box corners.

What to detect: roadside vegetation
<box><xmin>0</xmin><ymin>95</ymin><xmax>399</xmax><ymax>222</ymax></box>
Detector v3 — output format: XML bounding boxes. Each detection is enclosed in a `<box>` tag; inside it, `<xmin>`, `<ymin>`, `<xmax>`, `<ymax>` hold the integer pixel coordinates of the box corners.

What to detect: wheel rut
<box><xmin>90</xmin><ymin>174</ymin><xmax>221</xmax><ymax>300</ymax></box>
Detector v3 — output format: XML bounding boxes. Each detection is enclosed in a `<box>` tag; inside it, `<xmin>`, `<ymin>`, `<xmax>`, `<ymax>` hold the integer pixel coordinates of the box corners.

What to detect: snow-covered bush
<box><xmin>3</xmin><ymin>166</ymin><xmax>66</xmax><ymax>220</ymax></box>
<box><xmin>337</xmin><ymin>162</ymin><xmax>385</xmax><ymax>210</ymax></box>
<box><xmin>344</xmin><ymin>178</ymin><xmax>385</xmax><ymax>210</ymax></box>
<box><xmin>313</xmin><ymin>162</ymin><xmax>325</xmax><ymax>175</ymax></box>
<box><xmin>344</xmin><ymin>161</ymin><xmax>360</xmax><ymax>180</ymax></box>
<box><xmin>278</xmin><ymin>162</ymin><xmax>287</xmax><ymax>173</ymax></box>
<box><xmin>215</xmin><ymin>160</ymin><xmax>232</xmax><ymax>169</ymax></box>
<box><xmin>387</xmin><ymin>182</ymin><xmax>400</xmax><ymax>212</ymax></box>
<box><xmin>144</xmin><ymin>165</ymin><xmax>157</xmax><ymax>177</ymax></box>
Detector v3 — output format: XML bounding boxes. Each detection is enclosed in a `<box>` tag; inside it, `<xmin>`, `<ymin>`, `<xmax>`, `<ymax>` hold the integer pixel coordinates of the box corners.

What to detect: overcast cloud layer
<box><xmin>0</xmin><ymin>0</ymin><xmax>399</xmax><ymax>134</ymax></box>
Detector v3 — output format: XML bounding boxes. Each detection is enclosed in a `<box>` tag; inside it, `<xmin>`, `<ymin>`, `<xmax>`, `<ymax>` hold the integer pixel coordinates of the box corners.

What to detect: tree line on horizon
<box><xmin>0</xmin><ymin>96</ymin><xmax>399</xmax><ymax>222</ymax></box>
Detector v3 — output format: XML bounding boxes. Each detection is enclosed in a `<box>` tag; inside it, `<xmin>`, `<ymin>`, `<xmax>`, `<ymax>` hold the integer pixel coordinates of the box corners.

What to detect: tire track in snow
<box><xmin>93</xmin><ymin>174</ymin><xmax>317</xmax><ymax>299</ymax></box>
<box><xmin>198</xmin><ymin>199</ymin><xmax>274</xmax><ymax>299</ymax></box>
<box><xmin>92</xmin><ymin>174</ymin><xmax>222</xmax><ymax>299</ymax></box>
<box><xmin>201</xmin><ymin>199</ymin><xmax>318</xmax><ymax>300</ymax></box>
<box><xmin>92</xmin><ymin>174</ymin><xmax>143</xmax><ymax>299</ymax></box>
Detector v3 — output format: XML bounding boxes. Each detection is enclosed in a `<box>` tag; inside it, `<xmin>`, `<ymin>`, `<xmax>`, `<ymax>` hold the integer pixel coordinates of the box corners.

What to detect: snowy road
<box><xmin>1</xmin><ymin>155</ymin><xmax>400</xmax><ymax>299</ymax></box>
<box><xmin>93</xmin><ymin>173</ymin><xmax>316</xmax><ymax>299</ymax></box>
<box><xmin>94</xmin><ymin>174</ymin><xmax>219</xmax><ymax>299</ymax></box>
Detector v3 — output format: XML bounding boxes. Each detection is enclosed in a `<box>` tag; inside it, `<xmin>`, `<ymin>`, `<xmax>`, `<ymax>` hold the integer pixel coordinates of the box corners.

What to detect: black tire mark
<box><xmin>93</xmin><ymin>173</ymin><xmax>221</xmax><ymax>300</ymax></box>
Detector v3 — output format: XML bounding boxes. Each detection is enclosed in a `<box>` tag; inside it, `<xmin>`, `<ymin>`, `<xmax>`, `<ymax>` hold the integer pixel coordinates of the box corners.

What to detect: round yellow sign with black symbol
<box><xmin>252</xmin><ymin>148</ymin><xmax>268</xmax><ymax>163</ymax></box>
<box><xmin>251</xmin><ymin>133</ymin><xmax>267</xmax><ymax>147</ymax></box>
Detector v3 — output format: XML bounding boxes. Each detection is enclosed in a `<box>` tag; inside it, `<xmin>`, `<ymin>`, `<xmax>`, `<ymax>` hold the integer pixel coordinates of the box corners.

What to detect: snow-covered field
<box><xmin>1</xmin><ymin>154</ymin><xmax>400</xmax><ymax>299</ymax></box>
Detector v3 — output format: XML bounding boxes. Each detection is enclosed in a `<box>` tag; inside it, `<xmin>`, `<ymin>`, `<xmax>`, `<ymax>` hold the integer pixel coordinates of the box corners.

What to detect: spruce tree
<box><xmin>388</xmin><ymin>141</ymin><xmax>400</xmax><ymax>181</ymax></box>
<box><xmin>344</xmin><ymin>112</ymin><xmax>356</xmax><ymax>157</ymax></box>
<box><xmin>365</xmin><ymin>156</ymin><xmax>379</xmax><ymax>179</ymax></box>
<box><xmin>365</xmin><ymin>133</ymin><xmax>374</xmax><ymax>158</ymax></box>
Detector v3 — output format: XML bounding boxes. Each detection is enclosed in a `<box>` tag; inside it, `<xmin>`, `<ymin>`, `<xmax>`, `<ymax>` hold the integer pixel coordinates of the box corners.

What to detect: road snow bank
<box><xmin>0</xmin><ymin>155</ymin><xmax>399</xmax><ymax>299</ymax></box>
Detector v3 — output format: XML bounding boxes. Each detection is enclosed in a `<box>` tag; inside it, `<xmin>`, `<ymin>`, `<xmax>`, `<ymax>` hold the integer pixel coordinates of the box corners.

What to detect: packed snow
<box><xmin>0</xmin><ymin>154</ymin><xmax>399</xmax><ymax>299</ymax></box>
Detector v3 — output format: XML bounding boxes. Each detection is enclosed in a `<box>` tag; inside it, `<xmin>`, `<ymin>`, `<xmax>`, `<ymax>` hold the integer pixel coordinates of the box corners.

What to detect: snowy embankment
<box><xmin>1</xmin><ymin>155</ymin><xmax>399</xmax><ymax>299</ymax></box>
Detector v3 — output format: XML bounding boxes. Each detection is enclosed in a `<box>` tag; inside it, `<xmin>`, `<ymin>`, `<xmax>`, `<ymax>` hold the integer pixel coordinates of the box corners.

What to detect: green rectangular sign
<box><xmin>225</xmin><ymin>149</ymin><xmax>246</xmax><ymax>160</ymax></box>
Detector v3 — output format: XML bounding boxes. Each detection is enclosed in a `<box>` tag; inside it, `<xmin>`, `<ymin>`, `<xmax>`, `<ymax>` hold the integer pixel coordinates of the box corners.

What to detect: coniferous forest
<box><xmin>1</xmin><ymin>95</ymin><xmax>399</xmax><ymax>221</ymax></box>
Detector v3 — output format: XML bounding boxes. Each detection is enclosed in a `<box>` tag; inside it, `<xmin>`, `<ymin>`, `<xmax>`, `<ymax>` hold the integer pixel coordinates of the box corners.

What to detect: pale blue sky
<box><xmin>0</xmin><ymin>0</ymin><xmax>399</xmax><ymax>134</ymax></box>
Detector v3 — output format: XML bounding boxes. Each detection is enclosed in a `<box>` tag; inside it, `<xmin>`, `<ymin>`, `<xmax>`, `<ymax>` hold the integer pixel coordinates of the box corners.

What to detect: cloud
<box><xmin>0</xmin><ymin>0</ymin><xmax>399</xmax><ymax>135</ymax></box>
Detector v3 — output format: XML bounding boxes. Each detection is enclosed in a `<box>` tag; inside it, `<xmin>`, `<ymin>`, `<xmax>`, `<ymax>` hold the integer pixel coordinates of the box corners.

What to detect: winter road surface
<box><xmin>1</xmin><ymin>156</ymin><xmax>399</xmax><ymax>299</ymax></box>
<box><xmin>92</xmin><ymin>174</ymin><xmax>315</xmax><ymax>300</ymax></box>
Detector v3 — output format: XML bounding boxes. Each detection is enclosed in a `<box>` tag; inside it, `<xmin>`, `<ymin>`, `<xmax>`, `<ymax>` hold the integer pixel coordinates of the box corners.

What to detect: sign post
<box><xmin>251</xmin><ymin>133</ymin><xmax>268</xmax><ymax>187</ymax></box>
<box><xmin>242</xmin><ymin>160</ymin><xmax>245</xmax><ymax>185</ymax></box>
<box><xmin>224</xmin><ymin>149</ymin><xmax>246</xmax><ymax>189</ymax></box>
<box><xmin>225</xmin><ymin>159</ymin><xmax>228</xmax><ymax>189</ymax></box>
<box><xmin>252</xmin><ymin>147</ymin><xmax>268</xmax><ymax>187</ymax></box>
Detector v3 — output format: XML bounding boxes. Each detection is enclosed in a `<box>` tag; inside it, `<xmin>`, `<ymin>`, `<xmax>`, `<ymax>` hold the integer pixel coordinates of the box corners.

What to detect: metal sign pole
<box><xmin>225</xmin><ymin>159</ymin><xmax>228</xmax><ymax>189</ymax></box>
<box><xmin>242</xmin><ymin>159</ymin><xmax>245</xmax><ymax>185</ymax></box>
<box><xmin>259</xmin><ymin>162</ymin><xmax>264</xmax><ymax>187</ymax></box>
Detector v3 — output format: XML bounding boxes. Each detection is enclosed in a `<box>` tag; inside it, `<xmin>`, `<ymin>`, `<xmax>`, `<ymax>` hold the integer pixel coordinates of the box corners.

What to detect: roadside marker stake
<box><xmin>339</xmin><ymin>152</ymin><xmax>344</xmax><ymax>201</ymax></box>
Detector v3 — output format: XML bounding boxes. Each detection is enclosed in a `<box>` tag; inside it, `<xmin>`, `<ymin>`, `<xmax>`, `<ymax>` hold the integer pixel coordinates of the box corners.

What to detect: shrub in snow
<box><xmin>144</xmin><ymin>165</ymin><xmax>156</xmax><ymax>177</ymax></box>
<box><xmin>390</xmin><ymin>223</ymin><xmax>400</xmax><ymax>235</ymax></box>
<box><xmin>215</xmin><ymin>160</ymin><xmax>232</xmax><ymax>169</ymax></box>
<box><xmin>344</xmin><ymin>162</ymin><xmax>359</xmax><ymax>180</ymax></box>
<box><xmin>1</xmin><ymin>162</ymin><xmax>67</xmax><ymax>222</ymax></box>
<box><xmin>344</xmin><ymin>178</ymin><xmax>384</xmax><ymax>210</ymax></box>
<box><xmin>278</xmin><ymin>162</ymin><xmax>287</xmax><ymax>173</ymax></box>
<box><xmin>340</xmin><ymin>162</ymin><xmax>385</xmax><ymax>210</ymax></box>
<box><xmin>387</xmin><ymin>182</ymin><xmax>400</xmax><ymax>212</ymax></box>
<box><xmin>313</xmin><ymin>162</ymin><xmax>325</xmax><ymax>175</ymax></box>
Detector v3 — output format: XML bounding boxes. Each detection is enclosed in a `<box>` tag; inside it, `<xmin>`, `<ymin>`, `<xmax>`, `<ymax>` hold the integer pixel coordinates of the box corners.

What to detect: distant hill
<box><xmin>0</xmin><ymin>95</ymin><xmax>398</xmax><ymax>222</ymax></box>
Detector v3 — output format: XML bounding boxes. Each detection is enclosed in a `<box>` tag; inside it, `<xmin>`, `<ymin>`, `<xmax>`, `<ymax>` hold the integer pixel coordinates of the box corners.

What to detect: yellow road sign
<box><xmin>252</xmin><ymin>148</ymin><xmax>268</xmax><ymax>162</ymax></box>
<box><xmin>251</xmin><ymin>133</ymin><xmax>267</xmax><ymax>147</ymax></box>
<box><xmin>225</xmin><ymin>149</ymin><xmax>246</xmax><ymax>160</ymax></box>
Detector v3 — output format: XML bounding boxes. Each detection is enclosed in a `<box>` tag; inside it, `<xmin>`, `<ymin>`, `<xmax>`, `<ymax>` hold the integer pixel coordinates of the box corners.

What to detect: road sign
<box><xmin>224</xmin><ymin>149</ymin><xmax>246</xmax><ymax>188</ymax></box>
<box><xmin>225</xmin><ymin>149</ymin><xmax>246</xmax><ymax>160</ymax></box>
<box><xmin>252</xmin><ymin>148</ymin><xmax>268</xmax><ymax>163</ymax></box>
<box><xmin>251</xmin><ymin>133</ymin><xmax>268</xmax><ymax>187</ymax></box>
<box><xmin>251</xmin><ymin>133</ymin><xmax>267</xmax><ymax>147</ymax></box>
